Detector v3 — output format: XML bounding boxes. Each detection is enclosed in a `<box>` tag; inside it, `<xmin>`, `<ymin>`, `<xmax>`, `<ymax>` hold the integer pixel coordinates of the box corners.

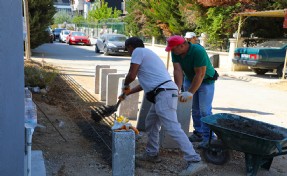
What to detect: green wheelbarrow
<box><xmin>201</xmin><ymin>113</ymin><xmax>287</xmax><ymax>176</ymax></box>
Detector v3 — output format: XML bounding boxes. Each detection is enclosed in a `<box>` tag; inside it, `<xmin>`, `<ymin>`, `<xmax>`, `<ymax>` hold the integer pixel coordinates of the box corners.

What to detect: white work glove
<box><xmin>179</xmin><ymin>91</ymin><xmax>193</xmax><ymax>102</ymax></box>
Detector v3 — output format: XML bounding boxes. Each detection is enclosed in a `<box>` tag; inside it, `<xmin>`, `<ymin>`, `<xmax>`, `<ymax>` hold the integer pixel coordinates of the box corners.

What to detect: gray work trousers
<box><xmin>145</xmin><ymin>90</ymin><xmax>201</xmax><ymax>162</ymax></box>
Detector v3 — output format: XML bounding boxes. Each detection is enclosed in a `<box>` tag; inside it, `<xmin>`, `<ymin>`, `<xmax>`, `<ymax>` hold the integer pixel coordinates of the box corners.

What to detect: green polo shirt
<box><xmin>171</xmin><ymin>43</ymin><xmax>215</xmax><ymax>84</ymax></box>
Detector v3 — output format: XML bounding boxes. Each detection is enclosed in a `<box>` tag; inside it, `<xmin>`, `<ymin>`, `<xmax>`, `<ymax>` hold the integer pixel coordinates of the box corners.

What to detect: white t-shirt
<box><xmin>131</xmin><ymin>48</ymin><xmax>178</xmax><ymax>92</ymax></box>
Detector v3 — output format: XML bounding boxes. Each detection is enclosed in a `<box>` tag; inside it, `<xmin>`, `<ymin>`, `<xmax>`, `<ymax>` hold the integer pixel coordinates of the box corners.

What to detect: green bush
<box><xmin>24</xmin><ymin>61</ymin><xmax>58</xmax><ymax>89</ymax></box>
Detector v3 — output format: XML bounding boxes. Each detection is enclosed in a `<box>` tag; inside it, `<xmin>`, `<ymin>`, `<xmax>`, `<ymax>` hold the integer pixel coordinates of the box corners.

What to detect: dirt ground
<box><xmin>31</xmin><ymin>74</ymin><xmax>287</xmax><ymax>176</ymax></box>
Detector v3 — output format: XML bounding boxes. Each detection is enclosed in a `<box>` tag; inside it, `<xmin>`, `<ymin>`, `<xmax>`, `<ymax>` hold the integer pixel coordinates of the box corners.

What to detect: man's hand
<box><xmin>118</xmin><ymin>94</ymin><xmax>127</xmax><ymax>101</ymax></box>
<box><xmin>179</xmin><ymin>92</ymin><xmax>193</xmax><ymax>102</ymax></box>
<box><xmin>122</xmin><ymin>85</ymin><xmax>131</xmax><ymax>95</ymax></box>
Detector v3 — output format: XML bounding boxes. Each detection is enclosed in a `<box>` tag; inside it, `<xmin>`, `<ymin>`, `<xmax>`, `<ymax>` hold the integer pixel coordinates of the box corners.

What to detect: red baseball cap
<box><xmin>165</xmin><ymin>35</ymin><xmax>185</xmax><ymax>52</ymax></box>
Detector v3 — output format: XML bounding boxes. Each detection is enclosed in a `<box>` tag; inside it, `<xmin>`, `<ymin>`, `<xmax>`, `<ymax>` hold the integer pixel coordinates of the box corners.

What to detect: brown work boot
<box><xmin>136</xmin><ymin>153</ymin><xmax>161</xmax><ymax>163</ymax></box>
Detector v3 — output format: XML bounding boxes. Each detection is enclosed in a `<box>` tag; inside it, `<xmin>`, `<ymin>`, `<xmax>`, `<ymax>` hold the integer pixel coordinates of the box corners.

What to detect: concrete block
<box><xmin>136</xmin><ymin>95</ymin><xmax>152</xmax><ymax>131</ymax></box>
<box><xmin>112</xmin><ymin>131</ymin><xmax>135</xmax><ymax>176</ymax></box>
<box><xmin>31</xmin><ymin>150</ymin><xmax>46</xmax><ymax>176</ymax></box>
<box><xmin>106</xmin><ymin>73</ymin><xmax>126</xmax><ymax>106</ymax></box>
<box><xmin>95</xmin><ymin>65</ymin><xmax>110</xmax><ymax>94</ymax></box>
<box><xmin>117</xmin><ymin>78</ymin><xmax>139</xmax><ymax>120</ymax></box>
<box><xmin>209</xmin><ymin>54</ymin><xmax>219</xmax><ymax>68</ymax></box>
<box><xmin>160</xmin><ymin>99</ymin><xmax>193</xmax><ymax>148</ymax></box>
<box><xmin>99</xmin><ymin>68</ymin><xmax>117</xmax><ymax>101</ymax></box>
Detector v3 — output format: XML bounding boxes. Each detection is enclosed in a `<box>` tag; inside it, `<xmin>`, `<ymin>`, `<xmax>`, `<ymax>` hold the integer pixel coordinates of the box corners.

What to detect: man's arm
<box><xmin>173</xmin><ymin>63</ymin><xmax>183</xmax><ymax>90</ymax></box>
<box><xmin>120</xmin><ymin>63</ymin><xmax>142</xmax><ymax>98</ymax></box>
<box><xmin>188</xmin><ymin>66</ymin><xmax>206</xmax><ymax>94</ymax></box>
<box><xmin>124</xmin><ymin>63</ymin><xmax>140</xmax><ymax>85</ymax></box>
<box><xmin>127</xmin><ymin>85</ymin><xmax>143</xmax><ymax>96</ymax></box>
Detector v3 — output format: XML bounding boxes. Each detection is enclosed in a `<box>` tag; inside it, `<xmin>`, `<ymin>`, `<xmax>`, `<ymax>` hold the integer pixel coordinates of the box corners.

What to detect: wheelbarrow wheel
<box><xmin>202</xmin><ymin>141</ymin><xmax>230</xmax><ymax>165</ymax></box>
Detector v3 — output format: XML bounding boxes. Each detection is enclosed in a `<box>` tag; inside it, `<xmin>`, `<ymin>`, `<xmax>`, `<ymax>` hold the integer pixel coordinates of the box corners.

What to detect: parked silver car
<box><xmin>95</xmin><ymin>34</ymin><xmax>128</xmax><ymax>55</ymax></box>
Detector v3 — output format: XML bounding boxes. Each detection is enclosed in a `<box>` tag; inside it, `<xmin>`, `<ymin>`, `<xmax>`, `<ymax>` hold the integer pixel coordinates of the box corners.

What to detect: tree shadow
<box><xmin>213</xmin><ymin>107</ymin><xmax>273</xmax><ymax>115</ymax></box>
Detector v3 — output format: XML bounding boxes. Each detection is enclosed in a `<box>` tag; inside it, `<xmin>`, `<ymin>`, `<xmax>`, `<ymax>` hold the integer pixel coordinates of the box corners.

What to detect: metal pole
<box><xmin>235</xmin><ymin>16</ymin><xmax>242</xmax><ymax>49</ymax></box>
<box><xmin>23</xmin><ymin>0</ymin><xmax>31</xmax><ymax>60</ymax></box>
<box><xmin>282</xmin><ymin>49</ymin><xmax>287</xmax><ymax>80</ymax></box>
<box><xmin>166</xmin><ymin>52</ymin><xmax>170</xmax><ymax>70</ymax></box>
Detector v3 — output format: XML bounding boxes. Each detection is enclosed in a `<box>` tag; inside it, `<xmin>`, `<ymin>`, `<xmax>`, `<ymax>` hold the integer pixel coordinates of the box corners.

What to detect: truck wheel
<box><xmin>103</xmin><ymin>46</ymin><xmax>109</xmax><ymax>55</ymax></box>
<box><xmin>276</xmin><ymin>65</ymin><xmax>284</xmax><ymax>77</ymax></box>
<box><xmin>95</xmin><ymin>44</ymin><xmax>100</xmax><ymax>53</ymax></box>
<box><xmin>252</xmin><ymin>68</ymin><xmax>268</xmax><ymax>75</ymax></box>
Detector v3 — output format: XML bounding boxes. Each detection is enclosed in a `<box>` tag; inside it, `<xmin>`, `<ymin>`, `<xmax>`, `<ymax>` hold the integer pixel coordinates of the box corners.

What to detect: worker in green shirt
<box><xmin>165</xmin><ymin>35</ymin><xmax>218</xmax><ymax>148</ymax></box>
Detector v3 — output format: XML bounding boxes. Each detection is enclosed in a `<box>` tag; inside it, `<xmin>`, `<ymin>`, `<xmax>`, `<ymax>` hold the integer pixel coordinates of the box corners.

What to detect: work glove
<box><xmin>179</xmin><ymin>91</ymin><xmax>193</xmax><ymax>102</ymax></box>
<box><xmin>122</xmin><ymin>85</ymin><xmax>131</xmax><ymax>95</ymax></box>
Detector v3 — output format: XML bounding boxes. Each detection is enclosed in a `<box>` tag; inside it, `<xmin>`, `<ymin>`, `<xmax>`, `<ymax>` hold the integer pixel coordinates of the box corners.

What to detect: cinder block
<box><xmin>117</xmin><ymin>78</ymin><xmax>139</xmax><ymax>120</ymax></box>
<box><xmin>112</xmin><ymin>131</ymin><xmax>135</xmax><ymax>176</ymax></box>
<box><xmin>209</xmin><ymin>54</ymin><xmax>219</xmax><ymax>68</ymax></box>
<box><xmin>31</xmin><ymin>150</ymin><xmax>46</xmax><ymax>176</ymax></box>
<box><xmin>106</xmin><ymin>73</ymin><xmax>126</xmax><ymax>106</ymax></box>
<box><xmin>136</xmin><ymin>95</ymin><xmax>152</xmax><ymax>131</ymax></box>
<box><xmin>95</xmin><ymin>65</ymin><xmax>110</xmax><ymax>94</ymax></box>
<box><xmin>99</xmin><ymin>68</ymin><xmax>117</xmax><ymax>101</ymax></box>
<box><xmin>160</xmin><ymin>100</ymin><xmax>193</xmax><ymax>148</ymax></box>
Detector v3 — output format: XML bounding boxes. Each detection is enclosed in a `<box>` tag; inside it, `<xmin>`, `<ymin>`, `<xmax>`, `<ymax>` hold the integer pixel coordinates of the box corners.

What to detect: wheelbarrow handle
<box><xmin>275</xmin><ymin>139</ymin><xmax>287</xmax><ymax>155</ymax></box>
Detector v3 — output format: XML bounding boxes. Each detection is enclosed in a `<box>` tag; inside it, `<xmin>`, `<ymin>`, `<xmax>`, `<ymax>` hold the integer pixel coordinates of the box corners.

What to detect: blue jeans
<box><xmin>183</xmin><ymin>78</ymin><xmax>215</xmax><ymax>141</ymax></box>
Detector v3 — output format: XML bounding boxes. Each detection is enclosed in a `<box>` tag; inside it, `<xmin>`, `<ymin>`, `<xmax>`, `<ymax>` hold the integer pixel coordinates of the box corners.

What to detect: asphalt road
<box><xmin>31</xmin><ymin>42</ymin><xmax>287</xmax><ymax>128</ymax></box>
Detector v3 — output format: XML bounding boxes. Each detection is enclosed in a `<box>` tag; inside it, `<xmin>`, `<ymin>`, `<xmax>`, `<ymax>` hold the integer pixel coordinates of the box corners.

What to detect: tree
<box><xmin>72</xmin><ymin>15</ymin><xmax>86</xmax><ymax>26</ymax></box>
<box><xmin>87</xmin><ymin>1</ymin><xmax>122</xmax><ymax>22</ymax></box>
<box><xmin>53</xmin><ymin>11</ymin><xmax>72</xmax><ymax>24</ymax></box>
<box><xmin>191</xmin><ymin>2</ymin><xmax>242</xmax><ymax>49</ymax></box>
<box><xmin>190</xmin><ymin>0</ymin><xmax>287</xmax><ymax>50</ymax></box>
<box><xmin>124</xmin><ymin>1</ymin><xmax>148</xmax><ymax>37</ymax></box>
<box><xmin>125</xmin><ymin>0</ymin><xmax>287</xmax><ymax>50</ymax></box>
<box><xmin>125</xmin><ymin>0</ymin><xmax>189</xmax><ymax>38</ymax></box>
<box><xmin>28</xmin><ymin>0</ymin><xmax>56</xmax><ymax>48</ymax></box>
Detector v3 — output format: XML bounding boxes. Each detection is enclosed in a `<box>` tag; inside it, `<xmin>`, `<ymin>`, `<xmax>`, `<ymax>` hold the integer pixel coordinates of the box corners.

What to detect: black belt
<box><xmin>155</xmin><ymin>88</ymin><xmax>177</xmax><ymax>94</ymax></box>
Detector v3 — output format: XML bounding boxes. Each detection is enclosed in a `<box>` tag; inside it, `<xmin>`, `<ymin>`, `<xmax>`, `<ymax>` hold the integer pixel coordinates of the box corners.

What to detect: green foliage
<box><xmin>28</xmin><ymin>0</ymin><xmax>56</xmax><ymax>48</ymax></box>
<box><xmin>147</xmin><ymin>1</ymin><xmax>184</xmax><ymax>35</ymax></box>
<box><xmin>124</xmin><ymin>0</ymin><xmax>287</xmax><ymax>50</ymax></box>
<box><xmin>125</xmin><ymin>0</ymin><xmax>188</xmax><ymax>37</ymax></box>
<box><xmin>124</xmin><ymin>1</ymin><xmax>145</xmax><ymax>36</ymax></box>
<box><xmin>53</xmin><ymin>11</ymin><xmax>72</xmax><ymax>24</ymax></box>
<box><xmin>194</xmin><ymin>3</ymin><xmax>242</xmax><ymax>49</ymax></box>
<box><xmin>72</xmin><ymin>15</ymin><xmax>86</xmax><ymax>25</ymax></box>
<box><xmin>24</xmin><ymin>61</ymin><xmax>58</xmax><ymax>89</ymax></box>
<box><xmin>87</xmin><ymin>2</ymin><xmax>122</xmax><ymax>22</ymax></box>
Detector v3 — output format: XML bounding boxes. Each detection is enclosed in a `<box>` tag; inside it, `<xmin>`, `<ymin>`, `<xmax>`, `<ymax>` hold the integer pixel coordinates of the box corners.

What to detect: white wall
<box><xmin>0</xmin><ymin>0</ymin><xmax>25</xmax><ymax>175</ymax></box>
<box><xmin>73</xmin><ymin>0</ymin><xmax>84</xmax><ymax>11</ymax></box>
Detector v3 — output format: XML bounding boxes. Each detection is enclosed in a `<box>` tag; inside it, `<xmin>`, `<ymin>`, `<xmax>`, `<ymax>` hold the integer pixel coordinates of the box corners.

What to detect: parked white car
<box><xmin>59</xmin><ymin>30</ymin><xmax>70</xmax><ymax>43</ymax></box>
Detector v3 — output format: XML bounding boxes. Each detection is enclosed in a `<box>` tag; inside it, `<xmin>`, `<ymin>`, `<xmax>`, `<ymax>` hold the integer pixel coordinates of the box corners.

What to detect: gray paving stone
<box><xmin>106</xmin><ymin>73</ymin><xmax>126</xmax><ymax>105</ymax></box>
<box><xmin>117</xmin><ymin>78</ymin><xmax>139</xmax><ymax>120</ymax></box>
<box><xmin>112</xmin><ymin>131</ymin><xmax>135</xmax><ymax>176</ymax></box>
<box><xmin>99</xmin><ymin>68</ymin><xmax>117</xmax><ymax>101</ymax></box>
<box><xmin>95</xmin><ymin>65</ymin><xmax>110</xmax><ymax>94</ymax></box>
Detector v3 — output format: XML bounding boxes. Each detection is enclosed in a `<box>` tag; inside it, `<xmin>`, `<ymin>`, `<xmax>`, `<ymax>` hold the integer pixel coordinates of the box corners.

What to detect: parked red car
<box><xmin>66</xmin><ymin>31</ymin><xmax>91</xmax><ymax>46</ymax></box>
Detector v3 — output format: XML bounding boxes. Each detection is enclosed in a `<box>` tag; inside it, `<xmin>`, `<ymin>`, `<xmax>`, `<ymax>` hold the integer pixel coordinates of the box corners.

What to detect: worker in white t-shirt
<box><xmin>119</xmin><ymin>37</ymin><xmax>206</xmax><ymax>175</ymax></box>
